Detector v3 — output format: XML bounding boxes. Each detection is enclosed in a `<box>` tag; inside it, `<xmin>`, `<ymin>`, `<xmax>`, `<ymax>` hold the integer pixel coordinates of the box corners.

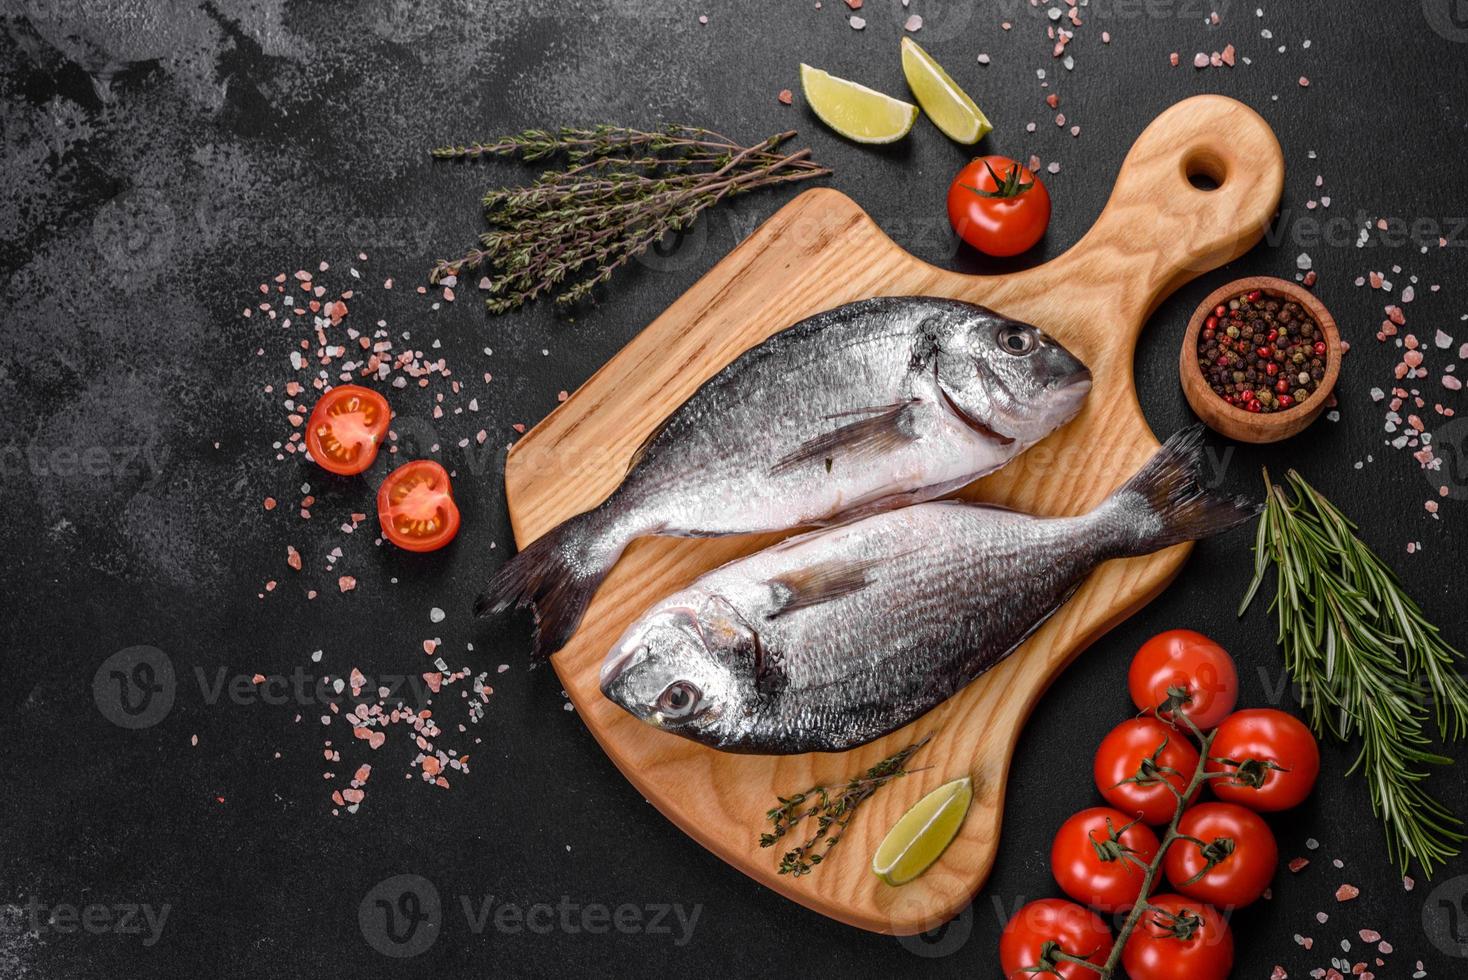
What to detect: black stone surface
<box><xmin>3</xmin><ymin>1</ymin><xmax>1467</xmax><ymax>976</ymax></box>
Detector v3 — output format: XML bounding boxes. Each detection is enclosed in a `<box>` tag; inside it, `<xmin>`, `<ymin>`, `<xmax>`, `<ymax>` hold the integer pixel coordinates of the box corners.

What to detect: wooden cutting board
<box><xmin>502</xmin><ymin>95</ymin><xmax>1283</xmax><ymax>934</ymax></box>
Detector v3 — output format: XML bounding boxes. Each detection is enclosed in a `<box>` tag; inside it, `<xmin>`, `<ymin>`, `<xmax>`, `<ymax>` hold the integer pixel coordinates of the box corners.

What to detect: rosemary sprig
<box><xmin>1240</xmin><ymin>468</ymin><xmax>1468</xmax><ymax>875</ymax></box>
<box><xmin>429</xmin><ymin>125</ymin><xmax>831</xmax><ymax>313</ymax></box>
<box><xmin>759</xmin><ymin>736</ymin><xmax>931</xmax><ymax>877</ymax></box>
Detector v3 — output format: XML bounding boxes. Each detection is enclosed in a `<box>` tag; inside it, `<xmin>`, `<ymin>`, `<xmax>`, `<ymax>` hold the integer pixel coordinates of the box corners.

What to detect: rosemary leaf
<box><xmin>1241</xmin><ymin>468</ymin><xmax>1467</xmax><ymax>875</ymax></box>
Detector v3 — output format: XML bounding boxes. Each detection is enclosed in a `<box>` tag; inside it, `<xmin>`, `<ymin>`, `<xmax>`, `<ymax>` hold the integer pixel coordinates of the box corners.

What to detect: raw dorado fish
<box><xmin>479</xmin><ymin>297</ymin><xmax>1092</xmax><ymax>657</ymax></box>
<box><xmin>599</xmin><ymin>426</ymin><xmax>1256</xmax><ymax>754</ymax></box>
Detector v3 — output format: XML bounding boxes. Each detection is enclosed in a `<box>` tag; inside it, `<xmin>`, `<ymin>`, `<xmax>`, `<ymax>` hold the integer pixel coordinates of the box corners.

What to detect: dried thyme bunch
<box><xmin>759</xmin><ymin>736</ymin><xmax>931</xmax><ymax>876</ymax></box>
<box><xmin>430</xmin><ymin>125</ymin><xmax>830</xmax><ymax>313</ymax></box>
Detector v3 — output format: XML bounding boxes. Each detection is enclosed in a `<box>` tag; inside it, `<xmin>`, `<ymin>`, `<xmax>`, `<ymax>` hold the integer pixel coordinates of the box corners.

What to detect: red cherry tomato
<box><xmin>305</xmin><ymin>384</ymin><xmax>391</xmax><ymax>476</ymax></box>
<box><xmin>999</xmin><ymin>898</ymin><xmax>1112</xmax><ymax>980</ymax></box>
<box><xmin>1163</xmin><ymin>802</ymin><xmax>1278</xmax><ymax>908</ymax></box>
<box><xmin>1122</xmin><ymin>895</ymin><xmax>1234</xmax><ymax>980</ymax></box>
<box><xmin>1206</xmin><ymin>709</ymin><xmax>1320</xmax><ymax>811</ymax></box>
<box><xmin>946</xmin><ymin>155</ymin><xmax>1052</xmax><ymax>257</ymax></box>
<box><xmin>1094</xmin><ymin>717</ymin><xmax>1201</xmax><ymax>825</ymax></box>
<box><xmin>1128</xmin><ymin>629</ymin><xmax>1238</xmax><ymax>730</ymax></box>
<box><xmin>1050</xmin><ymin>807</ymin><xmax>1161</xmax><ymax>913</ymax></box>
<box><xmin>376</xmin><ymin>460</ymin><xmax>461</xmax><ymax>553</ymax></box>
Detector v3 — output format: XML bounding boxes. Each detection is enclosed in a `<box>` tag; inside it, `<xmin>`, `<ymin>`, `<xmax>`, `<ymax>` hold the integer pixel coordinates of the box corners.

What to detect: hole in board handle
<box><xmin>1183</xmin><ymin>149</ymin><xmax>1228</xmax><ymax>192</ymax></box>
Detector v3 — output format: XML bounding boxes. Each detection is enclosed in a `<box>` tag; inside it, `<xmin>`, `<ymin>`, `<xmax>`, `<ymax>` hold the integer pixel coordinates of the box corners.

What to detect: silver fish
<box><xmin>479</xmin><ymin>297</ymin><xmax>1092</xmax><ymax>657</ymax></box>
<box><xmin>599</xmin><ymin>427</ymin><xmax>1256</xmax><ymax>754</ymax></box>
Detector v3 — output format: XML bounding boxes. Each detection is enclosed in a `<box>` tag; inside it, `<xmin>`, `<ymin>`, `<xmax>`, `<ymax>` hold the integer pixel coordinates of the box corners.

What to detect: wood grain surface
<box><xmin>501</xmin><ymin>95</ymin><xmax>1283</xmax><ymax>934</ymax></box>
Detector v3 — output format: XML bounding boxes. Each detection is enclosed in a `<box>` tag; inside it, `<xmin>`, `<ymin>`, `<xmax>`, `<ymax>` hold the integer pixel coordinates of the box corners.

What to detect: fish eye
<box><xmin>998</xmin><ymin>325</ymin><xmax>1037</xmax><ymax>355</ymax></box>
<box><xmin>657</xmin><ymin>680</ymin><xmax>701</xmax><ymax>719</ymax></box>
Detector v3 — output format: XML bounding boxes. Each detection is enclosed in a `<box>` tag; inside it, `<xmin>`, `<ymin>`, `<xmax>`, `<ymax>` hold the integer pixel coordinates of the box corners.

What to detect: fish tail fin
<box><xmin>475</xmin><ymin>508</ymin><xmax>621</xmax><ymax>660</ymax></box>
<box><xmin>1100</xmin><ymin>424</ymin><xmax>1259</xmax><ymax>556</ymax></box>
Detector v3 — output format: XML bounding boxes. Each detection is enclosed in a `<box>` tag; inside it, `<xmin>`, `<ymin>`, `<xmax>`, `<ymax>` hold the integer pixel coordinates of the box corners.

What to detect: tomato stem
<box><xmin>961</xmin><ymin>160</ymin><xmax>1035</xmax><ymax>200</ymax></box>
<box><xmin>1097</xmin><ymin>708</ymin><xmax>1219</xmax><ymax>977</ymax></box>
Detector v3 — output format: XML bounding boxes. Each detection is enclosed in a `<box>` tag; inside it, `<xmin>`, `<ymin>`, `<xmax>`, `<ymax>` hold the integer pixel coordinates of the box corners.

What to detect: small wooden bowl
<box><xmin>1180</xmin><ymin>276</ymin><xmax>1341</xmax><ymax>443</ymax></box>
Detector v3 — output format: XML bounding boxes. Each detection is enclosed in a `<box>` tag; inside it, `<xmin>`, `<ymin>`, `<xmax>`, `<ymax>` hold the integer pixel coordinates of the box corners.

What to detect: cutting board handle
<box><xmin>1040</xmin><ymin>95</ymin><xmax>1284</xmax><ymax>345</ymax></box>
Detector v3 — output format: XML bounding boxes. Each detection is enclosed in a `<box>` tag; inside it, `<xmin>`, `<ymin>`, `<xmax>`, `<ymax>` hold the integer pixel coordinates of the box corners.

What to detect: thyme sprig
<box><xmin>1240</xmin><ymin>467</ymin><xmax>1468</xmax><ymax>875</ymax></box>
<box><xmin>759</xmin><ymin>735</ymin><xmax>931</xmax><ymax>877</ymax></box>
<box><xmin>429</xmin><ymin>125</ymin><xmax>831</xmax><ymax>313</ymax></box>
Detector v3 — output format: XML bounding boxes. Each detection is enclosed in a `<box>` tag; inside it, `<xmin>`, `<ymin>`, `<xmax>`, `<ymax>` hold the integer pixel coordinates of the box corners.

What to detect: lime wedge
<box><xmin>799</xmin><ymin>63</ymin><xmax>919</xmax><ymax>144</ymax></box>
<box><xmin>900</xmin><ymin>38</ymin><xmax>993</xmax><ymax>144</ymax></box>
<box><xmin>871</xmin><ymin>776</ymin><xmax>973</xmax><ymax>886</ymax></box>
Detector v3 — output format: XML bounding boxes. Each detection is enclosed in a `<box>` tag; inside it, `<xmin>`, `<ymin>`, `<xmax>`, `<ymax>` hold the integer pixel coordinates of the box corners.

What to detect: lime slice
<box><xmin>900</xmin><ymin>38</ymin><xmax>993</xmax><ymax>145</ymax></box>
<box><xmin>799</xmin><ymin>63</ymin><xmax>919</xmax><ymax>144</ymax></box>
<box><xmin>871</xmin><ymin>776</ymin><xmax>973</xmax><ymax>886</ymax></box>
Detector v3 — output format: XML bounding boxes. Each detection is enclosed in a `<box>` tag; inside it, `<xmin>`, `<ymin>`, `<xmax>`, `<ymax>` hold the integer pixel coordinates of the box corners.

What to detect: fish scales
<box><xmin>480</xmin><ymin>296</ymin><xmax>1092</xmax><ymax>658</ymax></box>
<box><xmin>600</xmin><ymin>428</ymin><xmax>1258</xmax><ymax>754</ymax></box>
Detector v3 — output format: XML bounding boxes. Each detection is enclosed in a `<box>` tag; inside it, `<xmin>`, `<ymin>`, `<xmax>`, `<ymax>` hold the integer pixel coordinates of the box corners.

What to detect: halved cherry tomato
<box><xmin>1206</xmin><ymin>709</ymin><xmax>1320</xmax><ymax>811</ymax></box>
<box><xmin>1050</xmin><ymin>806</ymin><xmax>1161</xmax><ymax>913</ymax></box>
<box><xmin>1094</xmin><ymin>717</ymin><xmax>1200</xmax><ymax>825</ymax></box>
<box><xmin>999</xmin><ymin>898</ymin><xmax>1112</xmax><ymax>980</ymax></box>
<box><xmin>1163</xmin><ymin>802</ymin><xmax>1278</xmax><ymax>908</ymax></box>
<box><xmin>377</xmin><ymin>460</ymin><xmax>460</xmax><ymax>553</ymax></box>
<box><xmin>946</xmin><ymin>155</ymin><xmax>1051</xmax><ymax>257</ymax></box>
<box><xmin>305</xmin><ymin>384</ymin><xmax>391</xmax><ymax>476</ymax></box>
<box><xmin>1121</xmin><ymin>894</ymin><xmax>1233</xmax><ymax>980</ymax></box>
<box><xmin>1128</xmin><ymin>629</ymin><xmax>1238</xmax><ymax>731</ymax></box>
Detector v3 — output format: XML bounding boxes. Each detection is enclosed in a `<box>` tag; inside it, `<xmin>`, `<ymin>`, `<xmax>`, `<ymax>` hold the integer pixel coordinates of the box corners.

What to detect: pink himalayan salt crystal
<box><xmin>1194</xmin><ymin>52</ymin><xmax>1210</xmax><ymax>67</ymax></box>
<box><xmin>1336</xmin><ymin>883</ymin><xmax>1360</xmax><ymax>901</ymax></box>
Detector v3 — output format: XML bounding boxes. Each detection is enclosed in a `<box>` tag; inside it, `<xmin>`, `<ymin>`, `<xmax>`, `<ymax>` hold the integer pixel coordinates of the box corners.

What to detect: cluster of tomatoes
<box><xmin>1000</xmin><ymin>630</ymin><xmax>1321</xmax><ymax>980</ymax></box>
<box><xmin>304</xmin><ymin>384</ymin><xmax>461</xmax><ymax>553</ymax></box>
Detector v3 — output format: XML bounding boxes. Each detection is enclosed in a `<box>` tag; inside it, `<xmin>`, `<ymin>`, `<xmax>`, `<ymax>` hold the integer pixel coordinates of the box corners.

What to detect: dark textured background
<box><xmin>3</xmin><ymin>0</ymin><xmax>1467</xmax><ymax>976</ymax></box>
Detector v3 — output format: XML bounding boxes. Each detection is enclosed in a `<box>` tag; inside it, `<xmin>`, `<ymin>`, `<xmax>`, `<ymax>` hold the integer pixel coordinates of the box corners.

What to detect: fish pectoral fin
<box><xmin>769</xmin><ymin>401</ymin><xmax>920</xmax><ymax>474</ymax></box>
<box><xmin>766</xmin><ymin>556</ymin><xmax>882</xmax><ymax>618</ymax></box>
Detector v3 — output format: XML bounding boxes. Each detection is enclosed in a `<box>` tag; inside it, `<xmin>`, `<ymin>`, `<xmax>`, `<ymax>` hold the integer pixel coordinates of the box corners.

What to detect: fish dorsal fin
<box><xmin>767</xmin><ymin>556</ymin><xmax>882</xmax><ymax>618</ymax></box>
<box><xmin>769</xmin><ymin>401</ymin><xmax>920</xmax><ymax>475</ymax></box>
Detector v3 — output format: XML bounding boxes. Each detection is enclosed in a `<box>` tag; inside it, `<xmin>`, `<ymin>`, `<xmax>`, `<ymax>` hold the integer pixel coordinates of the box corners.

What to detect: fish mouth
<box><xmin>1053</xmin><ymin>366</ymin><xmax>1093</xmax><ymax>391</ymax></box>
<box><xmin>598</xmin><ymin>642</ymin><xmax>643</xmax><ymax>696</ymax></box>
